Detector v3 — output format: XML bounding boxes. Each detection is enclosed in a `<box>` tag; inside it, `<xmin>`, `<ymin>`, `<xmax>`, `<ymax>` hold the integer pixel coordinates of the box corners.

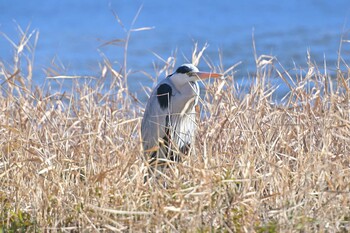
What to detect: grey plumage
<box><xmin>141</xmin><ymin>64</ymin><xmax>222</xmax><ymax>175</ymax></box>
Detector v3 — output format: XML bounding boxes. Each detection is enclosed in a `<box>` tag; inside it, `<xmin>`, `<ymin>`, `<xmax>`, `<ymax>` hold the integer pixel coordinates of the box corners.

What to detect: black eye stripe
<box><xmin>175</xmin><ymin>65</ymin><xmax>193</xmax><ymax>74</ymax></box>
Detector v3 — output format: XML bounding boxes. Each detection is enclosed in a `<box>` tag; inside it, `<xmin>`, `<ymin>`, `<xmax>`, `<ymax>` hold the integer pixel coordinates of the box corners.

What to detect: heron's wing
<box><xmin>141</xmin><ymin>89</ymin><xmax>169</xmax><ymax>153</ymax></box>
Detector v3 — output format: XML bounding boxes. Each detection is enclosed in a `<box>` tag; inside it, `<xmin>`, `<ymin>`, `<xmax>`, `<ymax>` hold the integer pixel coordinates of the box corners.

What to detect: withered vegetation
<box><xmin>0</xmin><ymin>27</ymin><xmax>349</xmax><ymax>232</ymax></box>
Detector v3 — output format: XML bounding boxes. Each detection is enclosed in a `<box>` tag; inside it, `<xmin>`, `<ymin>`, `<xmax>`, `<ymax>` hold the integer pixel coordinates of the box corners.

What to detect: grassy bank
<box><xmin>0</xmin><ymin>29</ymin><xmax>350</xmax><ymax>232</ymax></box>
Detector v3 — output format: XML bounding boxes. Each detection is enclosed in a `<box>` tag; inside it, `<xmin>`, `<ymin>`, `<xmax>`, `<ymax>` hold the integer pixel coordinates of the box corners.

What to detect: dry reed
<box><xmin>0</xmin><ymin>26</ymin><xmax>349</xmax><ymax>232</ymax></box>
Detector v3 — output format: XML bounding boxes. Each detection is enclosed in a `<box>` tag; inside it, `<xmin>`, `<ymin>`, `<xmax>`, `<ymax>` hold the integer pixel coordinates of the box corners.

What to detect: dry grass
<box><xmin>1</xmin><ymin>27</ymin><xmax>350</xmax><ymax>232</ymax></box>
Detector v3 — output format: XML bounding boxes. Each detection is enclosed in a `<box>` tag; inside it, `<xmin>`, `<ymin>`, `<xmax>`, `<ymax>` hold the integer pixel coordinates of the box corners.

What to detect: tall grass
<box><xmin>0</xmin><ymin>25</ymin><xmax>350</xmax><ymax>232</ymax></box>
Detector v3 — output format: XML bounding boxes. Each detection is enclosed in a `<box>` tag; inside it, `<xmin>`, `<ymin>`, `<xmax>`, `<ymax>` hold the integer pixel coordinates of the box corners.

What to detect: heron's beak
<box><xmin>195</xmin><ymin>72</ymin><xmax>223</xmax><ymax>80</ymax></box>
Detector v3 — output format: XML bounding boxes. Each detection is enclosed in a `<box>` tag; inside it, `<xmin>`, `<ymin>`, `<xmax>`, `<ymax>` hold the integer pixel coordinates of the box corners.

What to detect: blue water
<box><xmin>0</xmin><ymin>0</ymin><xmax>350</xmax><ymax>100</ymax></box>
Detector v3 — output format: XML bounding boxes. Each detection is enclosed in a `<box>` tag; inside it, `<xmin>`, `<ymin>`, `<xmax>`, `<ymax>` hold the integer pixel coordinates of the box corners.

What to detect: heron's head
<box><xmin>169</xmin><ymin>64</ymin><xmax>222</xmax><ymax>88</ymax></box>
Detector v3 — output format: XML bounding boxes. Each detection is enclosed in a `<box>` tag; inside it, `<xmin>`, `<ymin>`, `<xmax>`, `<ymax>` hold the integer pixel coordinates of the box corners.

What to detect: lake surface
<box><xmin>0</xmin><ymin>0</ymin><xmax>349</xmax><ymax>100</ymax></box>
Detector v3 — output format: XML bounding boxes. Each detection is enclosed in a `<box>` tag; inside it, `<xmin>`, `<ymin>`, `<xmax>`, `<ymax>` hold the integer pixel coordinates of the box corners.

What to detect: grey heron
<box><xmin>141</xmin><ymin>64</ymin><xmax>222</xmax><ymax>174</ymax></box>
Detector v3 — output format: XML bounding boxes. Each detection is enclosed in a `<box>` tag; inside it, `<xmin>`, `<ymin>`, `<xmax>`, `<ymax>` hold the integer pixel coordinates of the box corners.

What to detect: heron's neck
<box><xmin>169</xmin><ymin>76</ymin><xmax>198</xmax><ymax>93</ymax></box>
<box><xmin>177</xmin><ymin>81</ymin><xmax>200</xmax><ymax>103</ymax></box>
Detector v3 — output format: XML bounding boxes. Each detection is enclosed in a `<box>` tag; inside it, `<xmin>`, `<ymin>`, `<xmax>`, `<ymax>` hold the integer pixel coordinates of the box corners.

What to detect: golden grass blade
<box><xmin>86</xmin><ymin>204</ymin><xmax>152</xmax><ymax>215</ymax></box>
<box><xmin>46</xmin><ymin>75</ymin><xmax>96</xmax><ymax>79</ymax></box>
